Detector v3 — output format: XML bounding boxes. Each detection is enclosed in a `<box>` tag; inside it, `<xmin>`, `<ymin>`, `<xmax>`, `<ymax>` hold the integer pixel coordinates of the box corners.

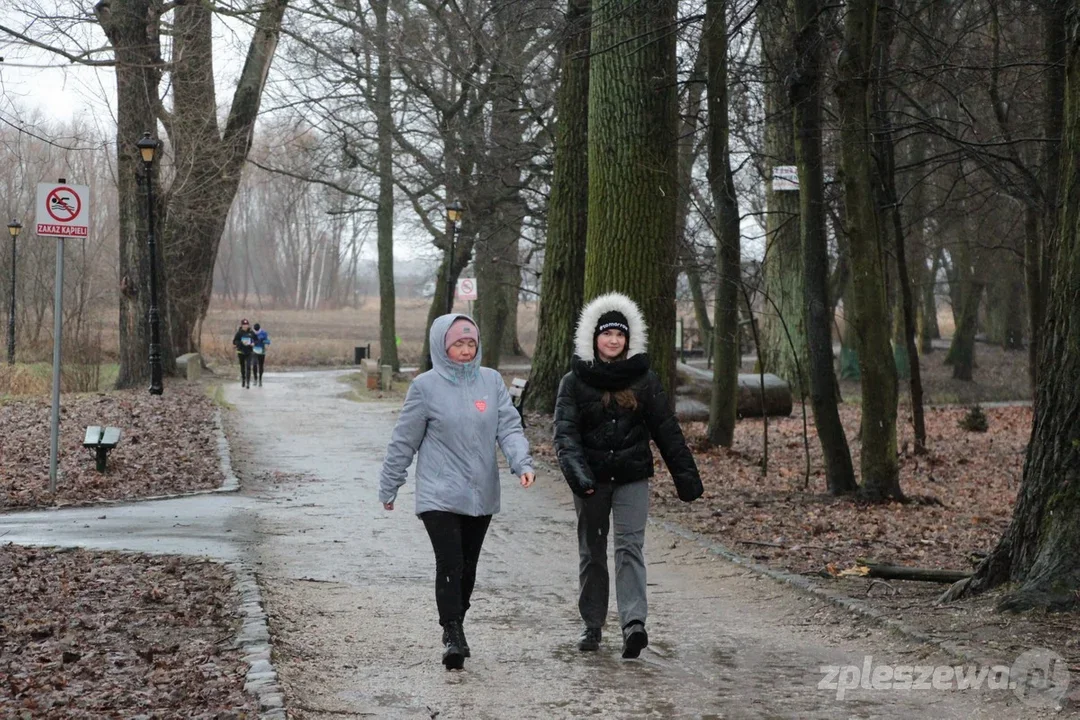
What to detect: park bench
<box><xmin>83</xmin><ymin>426</ymin><xmax>123</xmax><ymax>472</ymax></box>
<box><xmin>508</xmin><ymin>377</ymin><xmax>529</xmax><ymax>427</ymax></box>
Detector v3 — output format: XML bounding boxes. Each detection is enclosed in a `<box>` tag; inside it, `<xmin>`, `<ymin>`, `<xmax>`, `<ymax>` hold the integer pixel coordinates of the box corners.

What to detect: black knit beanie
<box><xmin>594</xmin><ymin>310</ymin><xmax>630</xmax><ymax>348</ymax></box>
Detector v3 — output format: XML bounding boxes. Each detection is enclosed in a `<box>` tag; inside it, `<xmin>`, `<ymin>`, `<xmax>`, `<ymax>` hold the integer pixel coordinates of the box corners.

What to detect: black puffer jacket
<box><xmin>554</xmin><ymin>353</ymin><xmax>703</xmax><ymax>503</ymax></box>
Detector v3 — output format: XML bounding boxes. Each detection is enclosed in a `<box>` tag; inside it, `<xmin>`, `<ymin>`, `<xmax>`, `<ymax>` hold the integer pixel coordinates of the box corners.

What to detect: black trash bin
<box><xmin>354</xmin><ymin>344</ymin><xmax>371</xmax><ymax>364</ymax></box>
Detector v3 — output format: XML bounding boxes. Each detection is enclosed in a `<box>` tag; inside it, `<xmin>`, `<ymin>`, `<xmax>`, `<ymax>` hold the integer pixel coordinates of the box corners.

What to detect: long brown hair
<box><xmin>602</xmin><ymin>388</ymin><xmax>638</xmax><ymax>410</ymax></box>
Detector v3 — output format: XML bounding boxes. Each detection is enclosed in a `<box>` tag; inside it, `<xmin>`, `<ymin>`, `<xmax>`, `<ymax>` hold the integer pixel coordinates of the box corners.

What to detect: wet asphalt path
<box><xmin>225</xmin><ymin>370</ymin><xmax>1047</xmax><ymax>720</ymax></box>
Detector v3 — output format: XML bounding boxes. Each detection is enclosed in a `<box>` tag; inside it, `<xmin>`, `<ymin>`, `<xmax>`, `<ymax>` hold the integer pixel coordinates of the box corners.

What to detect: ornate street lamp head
<box><xmin>136</xmin><ymin>132</ymin><xmax>161</xmax><ymax>165</ymax></box>
<box><xmin>446</xmin><ymin>200</ymin><xmax>464</xmax><ymax>224</ymax></box>
<box><xmin>7</xmin><ymin>220</ymin><xmax>21</xmax><ymax>238</ymax></box>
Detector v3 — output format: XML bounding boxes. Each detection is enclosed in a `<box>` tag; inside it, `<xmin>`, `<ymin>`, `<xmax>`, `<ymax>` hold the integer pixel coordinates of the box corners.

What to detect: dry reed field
<box><xmin>201</xmin><ymin>296</ymin><xmax>540</xmax><ymax>368</ymax></box>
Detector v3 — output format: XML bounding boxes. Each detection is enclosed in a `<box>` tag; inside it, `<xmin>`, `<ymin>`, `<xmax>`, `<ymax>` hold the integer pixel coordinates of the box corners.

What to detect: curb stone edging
<box><xmin>652</xmin><ymin>517</ymin><xmax>986</xmax><ymax>666</ymax></box>
<box><xmin>226</xmin><ymin>562</ymin><xmax>285</xmax><ymax>719</ymax></box>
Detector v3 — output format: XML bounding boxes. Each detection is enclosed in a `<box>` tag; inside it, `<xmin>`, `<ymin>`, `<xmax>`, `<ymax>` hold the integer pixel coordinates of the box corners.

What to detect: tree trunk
<box><xmin>96</xmin><ymin>0</ymin><xmax>164</xmax><ymax>390</ymax></box>
<box><xmin>584</xmin><ymin>0</ymin><xmax>679</xmax><ymax>393</ymax></box>
<box><xmin>373</xmin><ymin>0</ymin><xmax>399</xmax><ymax>371</ymax></box>
<box><xmin>676</xmin><ymin>50</ymin><xmax>713</xmax><ymax>354</ymax></box>
<box><xmin>921</xmin><ymin>247</ymin><xmax>942</xmax><ymax>350</ymax></box>
<box><xmin>705</xmin><ymin>0</ymin><xmax>741</xmax><ymax>447</ymax></box>
<box><xmin>758</xmin><ymin>0</ymin><xmax>808</xmax><ymax>397</ymax></box>
<box><xmin>874</xmin><ymin>0</ymin><xmax>925</xmax><ymax>452</ymax></box>
<box><xmin>526</xmin><ymin>1</ymin><xmax>590</xmax><ymax>413</ymax></box>
<box><xmin>836</xmin><ymin>0</ymin><xmax>901</xmax><ymax>501</ymax></box>
<box><xmin>792</xmin><ymin>0</ymin><xmax>857</xmax><ymax>494</ymax></box>
<box><xmin>963</xmin><ymin>1</ymin><xmax>1080</xmax><ymax>606</ymax></box>
<box><xmin>162</xmin><ymin>0</ymin><xmax>288</xmax><ymax>364</ymax></box>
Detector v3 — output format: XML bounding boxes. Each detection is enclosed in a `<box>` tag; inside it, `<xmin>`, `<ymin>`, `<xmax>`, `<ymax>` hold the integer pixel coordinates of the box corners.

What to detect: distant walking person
<box><xmin>232</xmin><ymin>319</ymin><xmax>258</xmax><ymax>389</ymax></box>
<box><xmin>554</xmin><ymin>293</ymin><xmax>703</xmax><ymax>658</ymax></box>
<box><xmin>252</xmin><ymin>323</ymin><xmax>270</xmax><ymax>387</ymax></box>
<box><xmin>379</xmin><ymin>314</ymin><xmax>535</xmax><ymax>671</ymax></box>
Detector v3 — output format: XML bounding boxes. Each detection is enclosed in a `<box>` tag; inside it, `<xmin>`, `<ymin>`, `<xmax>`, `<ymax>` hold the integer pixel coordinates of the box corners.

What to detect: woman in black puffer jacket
<box><xmin>554</xmin><ymin>292</ymin><xmax>703</xmax><ymax>659</ymax></box>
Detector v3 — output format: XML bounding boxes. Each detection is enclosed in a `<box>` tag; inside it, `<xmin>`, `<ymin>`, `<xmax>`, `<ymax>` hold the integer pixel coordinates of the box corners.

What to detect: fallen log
<box><xmin>860</xmin><ymin>561</ymin><xmax>971</xmax><ymax>584</ymax></box>
<box><xmin>675</xmin><ymin>363</ymin><xmax>793</xmax><ymax>418</ymax></box>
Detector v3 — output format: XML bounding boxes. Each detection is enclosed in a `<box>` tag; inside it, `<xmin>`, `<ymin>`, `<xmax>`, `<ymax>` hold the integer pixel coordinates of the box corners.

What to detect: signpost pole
<box><xmin>48</xmin><ymin>235</ymin><xmax>65</xmax><ymax>492</ymax></box>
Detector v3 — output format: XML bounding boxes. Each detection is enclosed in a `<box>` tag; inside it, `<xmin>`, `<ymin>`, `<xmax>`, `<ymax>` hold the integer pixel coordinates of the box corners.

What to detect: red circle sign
<box><xmin>46</xmin><ymin>187</ymin><xmax>81</xmax><ymax>223</ymax></box>
<box><xmin>460</xmin><ymin>279</ymin><xmax>474</xmax><ymax>293</ymax></box>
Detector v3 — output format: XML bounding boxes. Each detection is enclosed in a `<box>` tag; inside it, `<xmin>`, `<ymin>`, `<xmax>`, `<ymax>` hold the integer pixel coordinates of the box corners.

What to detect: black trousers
<box><xmin>420</xmin><ymin>511</ymin><xmax>492</xmax><ymax>626</ymax></box>
<box><xmin>253</xmin><ymin>353</ymin><xmax>265</xmax><ymax>381</ymax></box>
<box><xmin>238</xmin><ymin>353</ymin><xmax>252</xmax><ymax>384</ymax></box>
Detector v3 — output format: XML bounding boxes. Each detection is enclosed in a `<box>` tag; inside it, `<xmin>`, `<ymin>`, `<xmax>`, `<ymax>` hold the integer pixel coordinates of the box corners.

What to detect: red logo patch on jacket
<box><xmin>474</xmin><ymin>400</ymin><xmax>487</xmax><ymax>412</ymax></box>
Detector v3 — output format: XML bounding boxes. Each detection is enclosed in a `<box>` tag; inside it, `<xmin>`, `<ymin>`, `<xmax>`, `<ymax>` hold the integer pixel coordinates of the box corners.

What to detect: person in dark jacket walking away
<box><xmin>232</xmin><ymin>319</ymin><xmax>258</xmax><ymax>389</ymax></box>
<box><xmin>554</xmin><ymin>293</ymin><xmax>704</xmax><ymax>658</ymax></box>
<box><xmin>252</xmin><ymin>323</ymin><xmax>270</xmax><ymax>386</ymax></box>
<box><xmin>380</xmin><ymin>314</ymin><xmax>536</xmax><ymax>670</ymax></box>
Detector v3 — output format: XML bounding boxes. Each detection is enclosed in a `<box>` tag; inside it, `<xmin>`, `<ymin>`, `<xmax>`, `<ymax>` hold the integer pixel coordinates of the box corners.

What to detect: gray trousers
<box><xmin>573</xmin><ymin>478</ymin><xmax>649</xmax><ymax>630</ymax></box>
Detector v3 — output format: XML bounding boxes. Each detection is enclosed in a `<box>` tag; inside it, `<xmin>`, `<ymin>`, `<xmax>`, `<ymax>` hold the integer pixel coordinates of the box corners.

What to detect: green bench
<box><xmin>83</xmin><ymin>426</ymin><xmax>123</xmax><ymax>472</ymax></box>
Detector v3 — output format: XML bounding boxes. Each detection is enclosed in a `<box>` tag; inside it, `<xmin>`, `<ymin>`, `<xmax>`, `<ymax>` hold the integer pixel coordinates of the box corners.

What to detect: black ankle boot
<box><xmin>442</xmin><ymin>621</ymin><xmax>465</xmax><ymax>670</ymax></box>
<box><xmin>578</xmin><ymin>626</ymin><xmax>602</xmax><ymax>652</ymax></box>
<box><xmin>443</xmin><ymin>622</ymin><xmax>471</xmax><ymax>657</ymax></box>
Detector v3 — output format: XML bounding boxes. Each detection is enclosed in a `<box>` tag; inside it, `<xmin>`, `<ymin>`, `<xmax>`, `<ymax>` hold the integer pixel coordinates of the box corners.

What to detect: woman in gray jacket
<box><xmin>380</xmin><ymin>314</ymin><xmax>535</xmax><ymax>670</ymax></box>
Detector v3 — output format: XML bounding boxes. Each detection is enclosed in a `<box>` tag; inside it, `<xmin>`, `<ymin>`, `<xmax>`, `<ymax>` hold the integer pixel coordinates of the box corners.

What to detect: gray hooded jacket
<box><xmin>379</xmin><ymin>313</ymin><xmax>534</xmax><ymax>516</ymax></box>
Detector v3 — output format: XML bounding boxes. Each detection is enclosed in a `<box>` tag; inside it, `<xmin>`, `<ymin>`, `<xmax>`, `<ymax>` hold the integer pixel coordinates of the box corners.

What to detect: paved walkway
<box><xmin>0</xmin><ymin>369</ymin><xmax>1053</xmax><ymax>719</ymax></box>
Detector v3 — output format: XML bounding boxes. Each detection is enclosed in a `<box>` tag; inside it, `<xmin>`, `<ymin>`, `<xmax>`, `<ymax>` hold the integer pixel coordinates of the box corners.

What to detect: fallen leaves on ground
<box><xmin>0</xmin><ymin>544</ymin><xmax>256</xmax><ymax>719</ymax></box>
<box><xmin>530</xmin><ymin>403</ymin><xmax>1027</xmax><ymax>576</ymax></box>
<box><xmin>0</xmin><ymin>386</ymin><xmax>223</xmax><ymax>510</ymax></box>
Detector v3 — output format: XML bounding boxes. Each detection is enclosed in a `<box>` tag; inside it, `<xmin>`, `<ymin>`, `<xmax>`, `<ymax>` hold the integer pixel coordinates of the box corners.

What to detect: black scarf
<box><xmin>571</xmin><ymin>353</ymin><xmax>650</xmax><ymax>391</ymax></box>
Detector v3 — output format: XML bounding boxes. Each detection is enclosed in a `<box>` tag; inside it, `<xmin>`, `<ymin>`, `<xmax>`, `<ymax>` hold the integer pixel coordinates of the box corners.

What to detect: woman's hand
<box><xmin>383</xmin><ymin>501</ymin><xmax>394</xmax><ymax>511</ymax></box>
<box><xmin>519</xmin><ymin>472</ymin><xmax>535</xmax><ymax>488</ymax></box>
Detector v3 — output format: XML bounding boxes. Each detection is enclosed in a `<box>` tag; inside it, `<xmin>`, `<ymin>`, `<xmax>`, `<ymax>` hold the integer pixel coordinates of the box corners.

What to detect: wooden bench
<box><xmin>508</xmin><ymin>377</ymin><xmax>529</xmax><ymax>427</ymax></box>
<box><xmin>83</xmin><ymin>426</ymin><xmax>122</xmax><ymax>472</ymax></box>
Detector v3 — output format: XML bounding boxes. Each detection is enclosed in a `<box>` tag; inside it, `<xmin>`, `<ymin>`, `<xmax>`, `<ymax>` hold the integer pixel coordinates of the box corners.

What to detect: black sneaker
<box><xmin>621</xmin><ymin>622</ymin><xmax>648</xmax><ymax>659</ymax></box>
<box><xmin>442</xmin><ymin>621</ymin><xmax>465</xmax><ymax>670</ymax></box>
<box><xmin>578</xmin><ymin>626</ymin><xmax>602</xmax><ymax>652</ymax></box>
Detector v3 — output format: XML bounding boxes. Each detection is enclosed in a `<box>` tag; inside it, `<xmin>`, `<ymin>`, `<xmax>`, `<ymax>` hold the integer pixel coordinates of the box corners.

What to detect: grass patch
<box><xmin>207</xmin><ymin>383</ymin><xmax>234</xmax><ymax>409</ymax></box>
<box><xmin>338</xmin><ymin>372</ymin><xmax>411</xmax><ymax>403</ymax></box>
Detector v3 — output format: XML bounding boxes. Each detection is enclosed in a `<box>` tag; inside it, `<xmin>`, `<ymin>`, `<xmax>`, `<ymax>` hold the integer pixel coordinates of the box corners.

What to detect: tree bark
<box><xmin>836</xmin><ymin>0</ymin><xmax>902</xmax><ymax>501</ymax></box>
<box><xmin>526</xmin><ymin>0</ymin><xmax>590</xmax><ymax>413</ymax></box>
<box><xmin>584</xmin><ymin>0</ymin><xmax>679</xmax><ymax>393</ymax></box>
<box><xmin>758</xmin><ymin>0</ymin><xmax>808</xmax><ymax>397</ymax></box>
<box><xmin>792</xmin><ymin>0</ymin><xmax>857</xmax><ymax>494</ymax></box>
<box><xmin>705</xmin><ymin>0</ymin><xmax>741</xmax><ymax>447</ymax></box>
<box><xmin>96</xmin><ymin>0</ymin><xmax>163</xmax><ymax>390</ymax></box>
<box><xmin>373</xmin><ymin>0</ymin><xmax>399</xmax><ymax>371</ymax></box>
<box><xmin>963</xmin><ymin>1</ymin><xmax>1080</xmax><ymax>606</ymax></box>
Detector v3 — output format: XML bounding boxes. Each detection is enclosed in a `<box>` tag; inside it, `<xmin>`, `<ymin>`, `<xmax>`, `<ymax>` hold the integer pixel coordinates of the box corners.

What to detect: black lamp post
<box><xmin>137</xmin><ymin>131</ymin><xmax>164</xmax><ymax>395</ymax></box>
<box><xmin>444</xmin><ymin>201</ymin><xmax>463</xmax><ymax>314</ymax></box>
<box><xmin>6</xmin><ymin>219</ymin><xmax>21</xmax><ymax>366</ymax></box>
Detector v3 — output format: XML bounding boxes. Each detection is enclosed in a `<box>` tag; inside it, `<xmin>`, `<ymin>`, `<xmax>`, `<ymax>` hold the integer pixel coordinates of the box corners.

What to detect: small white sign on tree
<box><xmin>771</xmin><ymin>166</ymin><xmax>799</xmax><ymax>192</ymax></box>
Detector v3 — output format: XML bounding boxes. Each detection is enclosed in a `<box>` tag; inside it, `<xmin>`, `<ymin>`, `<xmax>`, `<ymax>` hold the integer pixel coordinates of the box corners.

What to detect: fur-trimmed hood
<box><xmin>573</xmin><ymin>292</ymin><xmax>648</xmax><ymax>360</ymax></box>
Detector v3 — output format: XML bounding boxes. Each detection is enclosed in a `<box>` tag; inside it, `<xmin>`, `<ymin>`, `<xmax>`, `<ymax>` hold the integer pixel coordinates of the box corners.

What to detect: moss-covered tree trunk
<box><xmin>584</xmin><ymin>0</ymin><xmax>678</xmax><ymax>393</ymax></box>
<box><xmin>705</xmin><ymin>0</ymin><xmax>741</xmax><ymax>447</ymax></box>
<box><xmin>836</xmin><ymin>0</ymin><xmax>901</xmax><ymax>502</ymax></box>
<box><xmin>758</xmin><ymin>0</ymin><xmax>808</xmax><ymax>396</ymax></box>
<box><xmin>944</xmin><ymin>237</ymin><xmax>982</xmax><ymax>381</ymax></box>
<box><xmin>963</xmin><ymin>5</ymin><xmax>1080</xmax><ymax>609</ymax></box>
<box><xmin>792</xmin><ymin>0</ymin><xmax>856</xmax><ymax>493</ymax></box>
<box><xmin>526</xmin><ymin>0</ymin><xmax>590</xmax><ymax>413</ymax></box>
